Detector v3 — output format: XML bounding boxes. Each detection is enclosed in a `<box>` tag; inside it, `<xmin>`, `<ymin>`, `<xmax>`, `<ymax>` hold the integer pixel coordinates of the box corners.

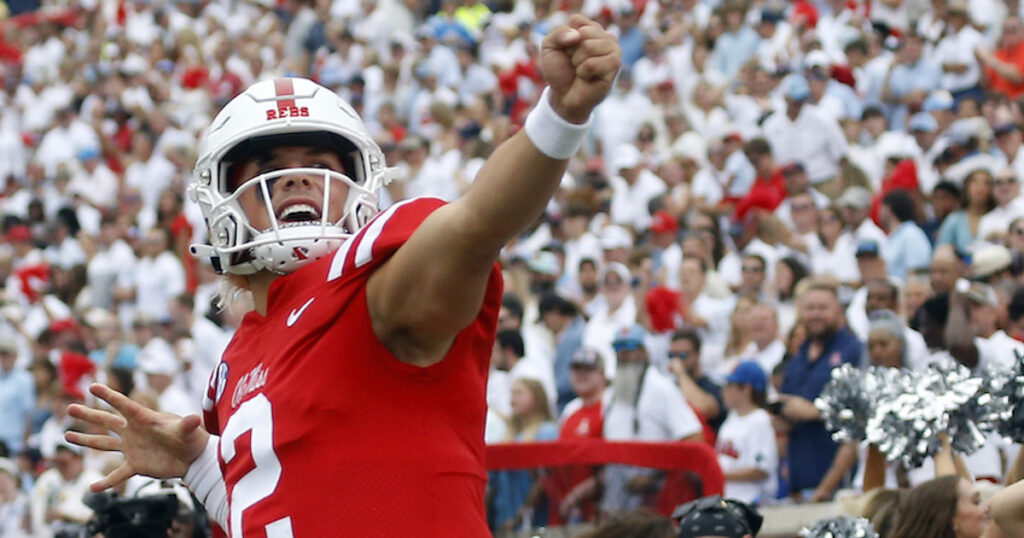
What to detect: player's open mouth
<box><xmin>277</xmin><ymin>202</ymin><xmax>322</xmax><ymax>224</ymax></box>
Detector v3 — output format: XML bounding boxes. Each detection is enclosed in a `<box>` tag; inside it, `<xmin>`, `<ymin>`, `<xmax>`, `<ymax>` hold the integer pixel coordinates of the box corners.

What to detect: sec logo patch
<box><xmin>215</xmin><ymin>362</ymin><xmax>229</xmax><ymax>404</ymax></box>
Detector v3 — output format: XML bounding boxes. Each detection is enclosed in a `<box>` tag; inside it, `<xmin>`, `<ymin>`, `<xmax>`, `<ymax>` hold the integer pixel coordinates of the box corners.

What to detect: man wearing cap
<box><xmin>774</xmin><ymin>162</ymin><xmax>830</xmax><ymax>230</ymax></box>
<box><xmin>947</xmin><ymin>280</ymin><xmax>1024</xmax><ymax>372</ymax></box>
<box><xmin>882</xmin><ymin>32</ymin><xmax>942</xmax><ymax>131</ymax></box>
<box><xmin>909</xmin><ymin>112</ymin><xmax>945</xmax><ymax>194</ymax></box>
<box><xmin>583</xmin><ymin>262</ymin><xmax>638</xmax><ymax>379</ymax></box>
<box><xmin>138</xmin><ymin>338</ymin><xmax>196</xmax><ymax>418</ymax></box>
<box><xmin>600</xmin><ymin>225</ymin><xmax>634</xmax><ymax>265</ymax></box>
<box><xmin>674</xmin><ymin>495</ymin><xmax>762</xmax><ymax>538</ymax></box>
<box><xmin>971</xmin><ymin>244</ymin><xmax>1016</xmax><ymax>285</ymax></box>
<box><xmin>978</xmin><ymin>168</ymin><xmax>1024</xmax><ymax>242</ymax></box>
<box><xmin>609</xmin><ymin>143</ymin><xmax>667</xmax><ymax>232</ymax></box>
<box><xmin>762</xmin><ymin>75</ymin><xmax>849</xmax><ymax>197</ymax></box>
<box><xmin>649</xmin><ymin>210</ymin><xmax>682</xmax><ymax>289</ymax></box>
<box><xmin>0</xmin><ymin>456</ymin><xmax>28</xmax><ymax>536</ymax></box>
<box><xmin>838</xmin><ymin>186</ymin><xmax>888</xmax><ymax>248</ymax></box>
<box><xmin>0</xmin><ymin>339</ymin><xmax>33</xmax><ymax>455</ymax></box>
<box><xmin>29</xmin><ymin>439</ymin><xmax>102</xmax><ymax>537</ymax></box>
<box><xmin>601</xmin><ymin>324</ymin><xmax>703</xmax><ymax>515</ymax></box>
<box><xmin>555</xmin><ymin>347</ymin><xmax>608</xmax><ymax>520</ymax></box>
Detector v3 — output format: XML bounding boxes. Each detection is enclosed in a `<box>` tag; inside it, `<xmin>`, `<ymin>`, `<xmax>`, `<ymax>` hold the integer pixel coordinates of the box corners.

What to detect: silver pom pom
<box><xmin>815</xmin><ymin>364</ymin><xmax>891</xmax><ymax>443</ymax></box>
<box><xmin>799</xmin><ymin>516</ymin><xmax>879</xmax><ymax>538</ymax></box>
<box><xmin>866</xmin><ymin>359</ymin><xmax>999</xmax><ymax>468</ymax></box>
<box><xmin>992</xmin><ymin>350</ymin><xmax>1024</xmax><ymax>443</ymax></box>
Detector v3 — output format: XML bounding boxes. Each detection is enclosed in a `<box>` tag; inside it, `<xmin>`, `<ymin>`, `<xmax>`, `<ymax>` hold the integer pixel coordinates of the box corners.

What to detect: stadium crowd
<box><xmin>5</xmin><ymin>0</ymin><xmax>1024</xmax><ymax>535</ymax></box>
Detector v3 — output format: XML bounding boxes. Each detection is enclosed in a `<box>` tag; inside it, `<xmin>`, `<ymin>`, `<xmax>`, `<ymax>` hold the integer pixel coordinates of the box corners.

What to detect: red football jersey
<box><xmin>201</xmin><ymin>198</ymin><xmax>501</xmax><ymax>537</ymax></box>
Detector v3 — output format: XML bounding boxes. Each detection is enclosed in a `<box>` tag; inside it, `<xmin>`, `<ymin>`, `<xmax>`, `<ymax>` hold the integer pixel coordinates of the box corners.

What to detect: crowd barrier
<box><xmin>486</xmin><ymin>439</ymin><xmax>723</xmax><ymax>526</ymax></box>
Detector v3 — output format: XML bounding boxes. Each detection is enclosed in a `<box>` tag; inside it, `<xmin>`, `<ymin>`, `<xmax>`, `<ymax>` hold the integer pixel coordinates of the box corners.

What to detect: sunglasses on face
<box><xmin>668</xmin><ymin>351</ymin><xmax>689</xmax><ymax>360</ymax></box>
<box><xmin>742</xmin><ymin>265</ymin><xmax>763</xmax><ymax>273</ymax></box>
<box><xmin>1013</xmin><ymin>228</ymin><xmax>1024</xmax><ymax>235</ymax></box>
<box><xmin>995</xmin><ymin>177</ymin><xmax>1018</xmax><ymax>186</ymax></box>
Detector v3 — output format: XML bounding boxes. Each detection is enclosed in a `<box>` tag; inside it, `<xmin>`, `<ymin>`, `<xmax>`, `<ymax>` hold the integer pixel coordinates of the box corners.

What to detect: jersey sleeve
<box><xmin>326</xmin><ymin>197</ymin><xmax>448</xmax><ymax>283</ymax></box>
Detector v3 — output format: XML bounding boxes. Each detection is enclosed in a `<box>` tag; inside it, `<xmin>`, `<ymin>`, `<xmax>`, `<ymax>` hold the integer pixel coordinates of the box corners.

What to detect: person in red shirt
<box><xmin>733</xmin><ymin>138</ymin><xmax>787</xmax><ymax>221</ymax></box>
<box><xmin>65</xmin><ymin>15</ymin><xmax>621</xmax><ymax>537</ymax></box>
<box><xmin>977</xmin><ymin>16</ymin><xmax>1024</xmax><ymax>99</ymax></box>
<box><xmin>553</xmin><ymin>347</ymin><xmax>607</xmax><ymax>523</ymax></box>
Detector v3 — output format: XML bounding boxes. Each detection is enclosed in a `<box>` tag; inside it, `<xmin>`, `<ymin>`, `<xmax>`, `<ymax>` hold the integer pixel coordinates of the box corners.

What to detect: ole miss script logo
<box><xmin>266</xmin><ymin>78</ymin><xmax>309</xmax><ymax>121</ymax></box>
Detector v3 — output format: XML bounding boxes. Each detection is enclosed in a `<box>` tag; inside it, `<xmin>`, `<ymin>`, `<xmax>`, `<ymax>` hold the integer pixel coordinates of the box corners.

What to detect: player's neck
<box><xmin>248</xmin><ymin>271</ymin><xmax>279</xmax><ymax>316</ymax></box>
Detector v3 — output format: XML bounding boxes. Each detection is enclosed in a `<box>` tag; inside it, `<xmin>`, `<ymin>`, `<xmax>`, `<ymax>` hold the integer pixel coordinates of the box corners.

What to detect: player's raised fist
<box><xmin>541</xmin><ymin>14</ymin><xmax>622</xmax><ymax>124</ymax></box>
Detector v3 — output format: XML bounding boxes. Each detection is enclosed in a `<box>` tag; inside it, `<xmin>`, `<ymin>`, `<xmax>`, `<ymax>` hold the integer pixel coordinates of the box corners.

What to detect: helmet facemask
<box><xmin>204</xmin><ymin>133</ymin><xmax>381</xmax><ymax>275</ymax></box>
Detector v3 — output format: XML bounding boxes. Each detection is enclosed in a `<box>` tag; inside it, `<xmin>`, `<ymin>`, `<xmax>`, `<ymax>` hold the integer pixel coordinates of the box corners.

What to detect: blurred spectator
<box><xmin>0</xmin><ymin>457</ymin><xmax>28</xmax><ymax>536</ymax></box>
<box><xmin>666</xmin><ymin>329</ymin><xmax>723</xmax><ymax>432</ymax></box>
<box><xmin>880</xmin><ymin>189</ymin><xmax>933</xmax><ymax>278</ymax></box>
<box><xmin>537</xmin><ymin>293</ymin><xmax>585</xmax><ymax>412</ymax></box>
<box><xmin>0</xmin><ymin>339</ymin><xmax>33</xmax><ymax>454</ymax></box>
<box><xmin>491</xmin><ymin>378</ymin><xmax>557</xmax><ymax>534</ymax></box>
<box><xmin>777</xmin><ymin>283</ymin><xmax>862</xmax><ymax>502</ymax></box>
<box><xmin>28</xmin><ymin>441</ymin><xmax>101</xmax><ymax>538</ymax></box>
<box><xmin>716</xmin><ymin>361</ymin><xmax>777</xmax><ymax>505</ymax></box>
<box><xmin>601</xmin><ymin>324</ymin><xmax>703</xmax><ymax>516</ymax></box>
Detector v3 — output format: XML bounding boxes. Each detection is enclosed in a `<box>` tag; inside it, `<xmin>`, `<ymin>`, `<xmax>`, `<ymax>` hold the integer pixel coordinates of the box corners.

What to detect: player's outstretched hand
<box><xmin>65</xmin><ymin>383</ymin><xmax>210</xmax><ymax>492</ymax></box>
<box><xmin>541</xmin><ymin>14</ymin><xmax>622</xmax><ymax>124</ymax></box>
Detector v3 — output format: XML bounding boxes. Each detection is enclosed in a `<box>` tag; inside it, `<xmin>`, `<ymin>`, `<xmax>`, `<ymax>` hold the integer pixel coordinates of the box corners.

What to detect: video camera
<box><xmin>53</xmin><ymin>491</ymin><xmax>181</xmax><ymax>538</ymax></box>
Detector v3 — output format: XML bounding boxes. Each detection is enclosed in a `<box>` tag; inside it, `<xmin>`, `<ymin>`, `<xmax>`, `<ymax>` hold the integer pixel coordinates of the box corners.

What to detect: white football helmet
<box><xmin>189</xmin><ymin>77</ymin><xmax>399</xmax><ymax>275</ymax></box>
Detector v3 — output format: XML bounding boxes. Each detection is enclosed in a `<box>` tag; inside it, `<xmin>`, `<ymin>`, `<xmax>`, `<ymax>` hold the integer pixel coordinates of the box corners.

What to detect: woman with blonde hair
<box><xmin>492</xmin><ymin>377</ymin><xmax>558</xmax><ymax>535</ymax></box>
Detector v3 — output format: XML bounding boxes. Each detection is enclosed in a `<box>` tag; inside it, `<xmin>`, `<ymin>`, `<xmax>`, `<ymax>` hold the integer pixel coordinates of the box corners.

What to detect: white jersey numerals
<box><xmin>220</xmin><ymin>394</ymin><xmax>294</xmax><ymax>537</ymax></box>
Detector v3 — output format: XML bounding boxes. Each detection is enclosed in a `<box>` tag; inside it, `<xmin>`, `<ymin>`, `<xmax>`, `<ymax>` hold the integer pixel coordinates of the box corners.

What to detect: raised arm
<box><xmin>367</xmin><ymin>15</ymin><xmax>621</xmax><ymax>365</ymax></box>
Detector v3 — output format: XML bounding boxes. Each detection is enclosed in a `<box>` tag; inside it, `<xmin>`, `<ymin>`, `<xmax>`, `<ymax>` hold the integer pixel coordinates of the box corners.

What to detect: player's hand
<box><xmin>540</xmin><ymin>14</ymin><xmax>621</xmax><ymax>123</ymax></box>
<box><xmin>65</xmin><ymin>383</ymin><xmax>210</xmax><ymax>492</ymax></box>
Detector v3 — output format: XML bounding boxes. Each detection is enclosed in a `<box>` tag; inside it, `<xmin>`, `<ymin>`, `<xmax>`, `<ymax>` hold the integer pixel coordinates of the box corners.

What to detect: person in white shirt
<box><xmin>168</xmin><ymin>294</ymin><xmax>231</xmax><ymax>405</ymax></box>
<box><xmin>716</xmin><ymin>361</ymin><xmax>778</xmax><ymax>505</ymax></box>
<box><xmin>977</xmin><ymin>167</ymin><xmax>1024</xmax><ymax>243</ymax></box>
<box><xmin>762</xmin><ymin>75</ymin><xmax>848</xmax><ymax>197</ymax></box>
<box><xmin>608</xmin><ymin>144</ymin><xmax>667</xmax><ymax>232</ymax></box>
<box><xmin>125</xmin><ymin>229</ymin><xmax>186</xmax><ymax>323</ymax></box>
<box><xmin>935</xmin><ymin>2</ymin><xmax>986</xmax><ymax>98</ymax></box>
<box><xmin>492</xmin><ymin>329</ymin><xmax>557</xmax><ymax>418</ymax></box>
<box><xmin>601</xmin><ymin>324</ymin><xmax>703</xmax><ymax>515</ymax></box>
<box><xmin>583</xmin><ymin>262</ymin><xmax>638</xmax><ymax>379</ymax></box>
<box><xmin>838</xmin><ymin>186</ymin><xmax>888</xmax><ymax>249</ymax></box>
<box><xmin>137</xmin><ymin>338</ymin><xmax>196</xmax><ymax>418</ymax></box>
<box><xmin>68</xmin><ymin>148</ymin><xmax>118</xmax><ymax>211</ymax></box>
<box><xmin>678</xmin><ymin>256</ymin><xmax>733</xmax><ymax>360</ymax></box>
<box><xmin>29</xmin><ymin>442</ymin><xmax>102</xmax><ymax>538</ymax></box>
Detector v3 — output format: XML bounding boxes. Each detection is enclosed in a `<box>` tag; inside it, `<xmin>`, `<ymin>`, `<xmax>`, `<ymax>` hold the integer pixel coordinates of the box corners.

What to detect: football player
<box><xmin>65</xmin><ymin>14</ymin><xmax>620</xmax><ymax>536</ymax></box>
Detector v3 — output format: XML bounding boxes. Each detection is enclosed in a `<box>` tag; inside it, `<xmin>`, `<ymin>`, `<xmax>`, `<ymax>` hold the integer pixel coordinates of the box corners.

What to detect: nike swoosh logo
<box><xmin>286</xmin><ymin>298</ymin><xmax>315</xmax><ymax>327</ymax></box>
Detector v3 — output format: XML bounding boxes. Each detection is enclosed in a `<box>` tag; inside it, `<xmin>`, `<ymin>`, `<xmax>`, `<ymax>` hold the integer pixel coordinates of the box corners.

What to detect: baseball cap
<box><xmin>995</xmin><ymin>123</ymin><xmax>1021</xmax><ymax>138</ymax></box>
<box><xmin>138</xmin><ymin>339</ymin><xmax>179</xmax><ymax>376</ymax></box>
<box><xmin>908</xmin><ymin>112</ymin><xmax>938</xmax><ymax>133</ymax></box>
<box><xmin>725</xmin><ymin>361</ymin><xmax>767</xmax><ymax>393</ymax></box>
<box><xmin>650</xmin><ymin>211</ymin><xmax>679</xmax><ymax>234</ymax></box>
<box><xmin>856</xmin><ymin>240</ymin><xmax>881</xmax><ymax>258</ymax></box>
<box><xmin>971</xmin><ymin>244</ymin><xmax>1013</xmax><ymax>280</ymax></box>
<box><xmin>963</xmin><ymin>282</ymin><xmax>999</xmax><ymax>306</ymax></box>
<box><xmin>5</xmin><ymin>225</ymin><xmax>30</xmax><ymax>243</ymax></box>
<box><xmin>570</xmin><ymin>347</ymin><xmax>605</xmax><ymax>371</ymax></box>
<box><xmin>923</xmin><ymin>91</ymin><xmax>954</xmax><ymax>113</ymax></box>
<box><xmin>674</xmin><ymin>495</ymin><xmax>763</xmax><ymax>538</ymax></box>
<box><xmin>781</xmin><ymin>162</ymin><xmax>805</xmax><ymax>176</ymax></box>
<box><xmin>76</xmin><ymin>147</ymin><xmax>100</xmax><ymax>162</ymax></box>
<box><xmin>612</xmin><ymin>324</ymin><xmax>647</xmax><ymax>351</ymax></box>
<box><xmin>528</xmin><ymin>250</ymin><xmax>561</xmax><ymax>276</ymax></box>
<box><xmin>612</xmin><ymin>144</ymin><xmax>643</xmax><ymax>170</ymax></box>
<box><xmin>784</xmin><ymin>75</ymin><xmax>810</xmax><ymax>101</ymax></box>
<box><xmin>600</xmin><ymin>225</ymin><xmax>634</xmax><ymax>250</ymax></box>
<box><xmin>837</xmin><ymin>186</ymin><xmax>872</xmax><ymax>209</ymax></box>
<box><xmin>0</xmin><ymin>458</ymin><xmax>18</xmax><ymax>479</ymax></box>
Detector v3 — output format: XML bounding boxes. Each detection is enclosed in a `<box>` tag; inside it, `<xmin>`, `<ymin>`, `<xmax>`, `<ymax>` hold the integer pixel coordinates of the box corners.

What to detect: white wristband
<box><xmin>182</xmin><ymin>435</ymin><xmax>229</xmax><ymax>529</ymax></box>
<box><xmin>524</xmin><ymin>87</ymin><xmax>593</xmax><ymax>160</ymax></box>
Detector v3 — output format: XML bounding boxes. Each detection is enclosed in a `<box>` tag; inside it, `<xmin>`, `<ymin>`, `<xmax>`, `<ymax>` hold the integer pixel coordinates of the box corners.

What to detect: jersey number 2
<box><xmin>220</xmin><ymin>394</ymin><xmax>294</xmax><ymax>538</ymax></box>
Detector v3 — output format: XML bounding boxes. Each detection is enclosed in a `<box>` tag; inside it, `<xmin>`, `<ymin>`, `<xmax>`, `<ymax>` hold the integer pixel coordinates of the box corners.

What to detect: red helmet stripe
<box><xmin>274</xmin><ymin>78</ymin><xmax>296</xmax><ymax>110</ymax></box>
